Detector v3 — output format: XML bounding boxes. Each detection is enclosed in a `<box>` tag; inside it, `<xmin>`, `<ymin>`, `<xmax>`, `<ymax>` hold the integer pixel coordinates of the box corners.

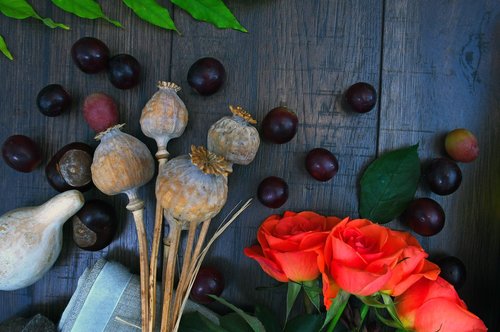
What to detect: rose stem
<box><xmin>149</xmin><ymin>153</ymin><xmax>168</xmax><ymax>332</ymax></box>
<box><xmin>126</xmin><ymin>190</ymin><xmax>150</xmax><ymax>332</ymax></box>
<box><xmin>160</xmin><ymin>215</ymin><xmax>182</xmax><ymax>332</ymax></box>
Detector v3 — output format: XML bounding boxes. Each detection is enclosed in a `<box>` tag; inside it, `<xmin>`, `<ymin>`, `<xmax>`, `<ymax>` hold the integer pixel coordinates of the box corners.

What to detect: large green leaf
<box><xmin>220</xmin><ymin>313</ymin><xmax>255</xmax><ymax>332</ymax></box>
<box><xmin>0</xmin><ymin>0</ymin><xmax>69</xmax><ymax>29</ymax></box>
<box><xmin>51</xmin><ymin>0</ymin><xmax>121</xmax><ymax>27</ymax></box>
<box><xmin>254</xmin><ymin>305</ymin><xmax>281</xmax><ymax>332</ymax></box>
<box><xmin>359</xmin><ymin>144</ymin><xmax>420</xmax><ymax>223</ymax></box>
<box><xmin>179</xmin><ymin>311</ymin><xmax>228</xmax><ymax>332</ymax></box>
<box><xmin>122</xmin><ymin>0</ymin><xmax>177</xmax><ymax>31</ymax></box>
<box><xmin>284</xmin><ymin>314</ymin><xmax>324</xmax><ymax>332</ymax></box>
<box><xmin>209</xmin><ymin>295</ymin><xmax>266</xmax><ymax>332</ymax></box>
<box><xmin>0</xmin><ymin>34</ymin><xmax>13</xmax><ymax>60</ymax></box>
<box><xmin>171</xmin><ymin>0</ymin><xmax>247</xmax><ymax>32</ymax></box>
<box><xmin>286</xmin><ymin>282</ymin><xmax>302</xmax><ymax>322</ymax></box>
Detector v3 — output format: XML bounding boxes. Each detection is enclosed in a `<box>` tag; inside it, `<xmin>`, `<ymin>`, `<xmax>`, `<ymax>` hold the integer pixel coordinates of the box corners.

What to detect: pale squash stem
<box><xmin>149</xmin><ymin>158</ymin><xmax>167</xmax><ymax>332</ymax></box>
<box><xmin>160</xmin><ymin>218</ymin><xmax>181</xmax><ymax>332</ymax></box>
<box><xmin>127</xmin><ymin>200</ymin><xmax>150</xmax><ymax>332</ymax></box>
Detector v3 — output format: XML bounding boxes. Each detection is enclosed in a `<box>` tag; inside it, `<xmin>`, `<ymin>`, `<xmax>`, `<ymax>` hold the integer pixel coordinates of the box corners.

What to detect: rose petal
<box><xmin>273</xmin><ymin>250</ymin><xmax>321</xmax><ymax>282</ymax></box>
<box><xmin>244</xmin><ymin>245</ymin><xmax>289</xmax><ymax>282</ymax></box>
<box><xmin>330</xmin><ymin>262</ymin><xmax>392</xmax><ymax>296</ymax></box>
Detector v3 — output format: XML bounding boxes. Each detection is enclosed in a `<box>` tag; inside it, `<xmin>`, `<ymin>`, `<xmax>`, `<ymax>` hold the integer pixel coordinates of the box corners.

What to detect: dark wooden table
<box><xmin>1</xmin><ymin>0</ymin><xmax>499</xmax><ymax>330</ymax></box>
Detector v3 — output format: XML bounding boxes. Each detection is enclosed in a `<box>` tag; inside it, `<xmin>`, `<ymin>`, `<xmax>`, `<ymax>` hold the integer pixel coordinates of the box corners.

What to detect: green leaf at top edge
<box><xmin>0</xmin><ymin>34</ymin><xmax>13</xmax><ymax>60</ymax></box>
<box><xmin>0</xmin><ymin>0</ymin><xmax>69</xmax><ymax>29</ymax></box>
<box><xmin>286</xmin><ymin>282</ymin><xmax>302</xmax><ymax>323</ymax></box>
<box><xmin>359</xmin><ymin>144</ymin><xmax>420</xmax><ymax>224</ymax></box>
<box><xmin>171</xmin><ymin>0</ymin><xmax>247</xmax><ymax>32</ymax></box>
<box><xmin>51</xmin><ymin>0</ymin><xmax>122</xmax><ymax>27</ymax></box>
<box><xmin>208</xmin><ymin>295</ymin><xmax>266</xmax><ymax>332</ymax></box>
<box><xmin>122</xmin><ymin>0</ymin><xmax>177</xmax><ymax>31</ymax></box>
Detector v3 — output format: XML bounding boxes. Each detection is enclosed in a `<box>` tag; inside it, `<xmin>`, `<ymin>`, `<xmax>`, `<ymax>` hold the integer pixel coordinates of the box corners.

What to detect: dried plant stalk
<box><xmin>126</xmin><ymin>194</ymin><xmax>150</xmax><ymax>332</ymax></box>
<box><xmin>172</xmin><ymin>199</ymin><xmax>252</xmax><ymax>332</ymax></box>
<box><xmin>171</xmin><ymin>219</ymin><xmax>210</xmax><ymax>324</ymax></box>
<box><xmin>160</xmin><ymin>216</ymin><xmax>183</xmax><ymax>332</ymax></box>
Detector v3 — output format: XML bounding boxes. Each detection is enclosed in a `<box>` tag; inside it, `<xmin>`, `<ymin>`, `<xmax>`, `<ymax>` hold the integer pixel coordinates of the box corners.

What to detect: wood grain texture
<box><xmin>167</xmin><ymin>0</ymin><xmax>383</xmax><ymax>316</ymax></box>
<box><xmin>380</xmin><ymin>1</ymin><xmax>500</xmax><ymax>329</ymax></box>
<box><xmin>0</xmin><ymin>0</ymin><xmax>498</xmax><ymax>330</ymax></box>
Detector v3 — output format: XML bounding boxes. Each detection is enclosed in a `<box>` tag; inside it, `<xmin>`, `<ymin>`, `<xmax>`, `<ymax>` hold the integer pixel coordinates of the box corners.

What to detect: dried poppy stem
<box><xmin>148</xmin><ymin>157</ymin><xmax>168</xmax><ymax>332</ymax></box>
<box><xmin>172</xmin><ymin>200</ymin><xmax>252</xmax><ymax>332</ymax></box>
<box><xmin>160</xmin><ymin>215</ymin><xmax>182</xmax><ymax>332</ymax></box>
<box><xmin>126</xmin><ymin>191</ymin><xmax>150</xmax><ymax>332</ymax></box>
<box><xmin>171</xmin><ymin>220</ymin><xmax>207</xmax><ymax>324</ymax></box>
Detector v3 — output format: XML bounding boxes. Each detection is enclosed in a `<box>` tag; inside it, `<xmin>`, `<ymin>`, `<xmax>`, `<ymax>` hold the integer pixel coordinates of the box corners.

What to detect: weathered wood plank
<box><xmin>0</xmin><ymin>0</ymin><xmax>173</xmax><ymax>322</ymax></box>
<box><xmin>168</xmin><ymin>0</ymin><xmax>383</xmax><ymax>314</ymax></box>
<box><xmin>380</xmin><ymin>1</ymin><xmax>500</xmax><ymax>329</ymax></box>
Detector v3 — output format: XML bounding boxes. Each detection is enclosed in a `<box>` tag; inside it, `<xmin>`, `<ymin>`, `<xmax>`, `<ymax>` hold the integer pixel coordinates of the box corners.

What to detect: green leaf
<box><xmin>374</xmin><ymin>309</ymin><xmax>404</xmax><ymax>329</ymax></box>
<box><xmin>254</xmin><ymin>305</ymin><xmax>281</xmax><ymax>332</ymax></box>
<box><xmin>359</xmin><ymin>144</ymin><xmax>420</xmax><ymax>223</ymax></box>
<box><xmin>209</xmin><ymin>295</ymin><xmax>266</xmax><ymax>332</ymax></box>
<box><xmin>322</xmin><ymin>290</ymin><xmax>350</xmax><ymax>331</ymax></box>
<box><xmin>284</xmin><ymin>314</ymin><xmax>324</xmax><ymax>332</ymax></box>
<box><xmin>357</xmin><ymin>295</ymin><xmax>388</xmax><ymax>309</ymax></box>
<box><xmin>286</xmin><ymin>282</ymin><xmax>302</xmax><ymax>322</ymax></box>
<box><xmin>220</xmin><ymin>313</ymin><xmax>255</xmax><ymax>332</ymax></box>
<box><xmin>179</xmin><ymin>311</ymin><xmax>228</xmax><ymax>332</ymax></box>
<box><xmin>0</xmin><ymin>0</ymin><xmax>69</xmax><ymax>29</ymax></box>
<box><xmin>0</xmin><ymin>34</ymin><xmax>13</xmax><ymax>60</ymax></box>
<box><xmin>51</xmin><ymin>0</ymin><xmax>122</xmax><ymax>27</ymax></box>
<box><xmin>171</xmin><ymin>0</ymin><xmax>247</xmax><ymax>32</ymax></box>
<box><xmin>380</xmin><ymin>293</ymin><xmax>404</xmax><ymax>327</ymax></box>
<box><xmin>122</xmin><ymin>0</ymin><xmax>177</xmax><ymax>31</ymax></box>
<box><xmin>303</xmin><ymin>280</ymin><xmax>321</xmax><ymax>312</ymax></box>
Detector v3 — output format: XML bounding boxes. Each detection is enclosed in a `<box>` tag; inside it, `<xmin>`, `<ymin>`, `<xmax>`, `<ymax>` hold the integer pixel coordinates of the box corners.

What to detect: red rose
<box><xmin>244</xmin><ymin>211</ymin><xmax>341</xmax><ymax>282</ymax></box>
<box><xmin>395</xmin><ymin>277</ymin><xmax>487</xmax><ymax>331</ymax></box>
<box><xmin>318</xmin><ymin>218</ymin><xmax>439</xmax><ymax>308</ymax></box>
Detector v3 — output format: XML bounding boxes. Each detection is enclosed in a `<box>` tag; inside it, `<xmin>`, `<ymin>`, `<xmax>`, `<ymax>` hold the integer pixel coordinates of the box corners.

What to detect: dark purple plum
<box><xmin>2</xmin><ymin>135</ymin><xmax>42</xmax><ymax>173</ymax></box>
<box><xmin>257</xmin><ymin>176</ymin><xmax>289</xmax><ymax>208</ymax></box>
<box><xmin>71</xmin><ymin>37</ymin><xmax>110</xmax><ymax>73</ymax></box>
<box><xmin>306</xmin><ymin>148</ymin><xmax>339</xmax><ymax>181</ymax></box>
<box><xmin>107</xmin><ymin>54</ymin><xmax>141</xmax><ymax>89</ymax></box>
<box><xmin>400</xmin><ymin>198</ymin><xmax>445</xmax><ymax>236</ymax></box>
<box><xmin>190</xmin><ymin>266</ymin><xmax>225</xmax><ymax>304</ymax></box>
<box><xmin>261</xmin><ymin>107</ymin><xmax>298</xmax><ymax>144</ymax></box>
<box><xmin>437</xmin><ymin>256</ymin><xmax>466</xmax><ymax>289</ymax></box>
<box><xmin>424</xmin><ymin>158</ymin><xmax>462</xmax><ymax>195</ymax></box>
<box><xmin>345</xmin><ymin>82</ymin><xmax>377</xmax><ymax>113</ymax></box>
<box><xmin>36</xmin><ymin>84</ymin><xmax>72</xmax><ymax>117</ymax></box>
<box><xmin>187</xmin><ymin>57</ymin><xmax>226</xmax><ymax>96</ymax></box>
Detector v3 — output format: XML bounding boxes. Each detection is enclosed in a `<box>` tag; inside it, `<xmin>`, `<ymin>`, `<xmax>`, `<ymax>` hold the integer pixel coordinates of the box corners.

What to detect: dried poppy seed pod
<box><xmin>156</xmin><ymin>145</ymin><xmax>231</xmax><ymax>224</ymax></box>
<box><xmin>140</xmin><ymin>81</ymin><xmax>188</xmax><ymax>160</ymax></box>
<box><xmin>207</xmin><ymin>105</ymin><xmax>260</xmax><ymax>165</ymax></box>
<box><xmin>91</xmin><ymin>124</ymin><xmax>154</xmax><ymax>199</ymax></box>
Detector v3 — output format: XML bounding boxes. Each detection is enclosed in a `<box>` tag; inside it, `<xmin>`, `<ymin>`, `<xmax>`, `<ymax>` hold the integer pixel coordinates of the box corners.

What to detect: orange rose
<box><xmin>395</xmin><ymin>277</ymin><xmax>487</xmax><ymax>331</ymax></box>
<box><xmin>244</xmin><ymin>211</ymin><xmax>341</xmax><ymax>282</ymax></box>
<box><xmin>318</xmin><ymin>218</ymin><xmax>439</xmax><ymax>308</ymax></box>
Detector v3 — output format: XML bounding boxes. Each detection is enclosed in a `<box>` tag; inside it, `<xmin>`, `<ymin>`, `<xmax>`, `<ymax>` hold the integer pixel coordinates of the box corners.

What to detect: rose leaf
<box><xmin>359</xmin><ymin>144</ymin><xmax>420</xmax><ymax>224</ymax></box>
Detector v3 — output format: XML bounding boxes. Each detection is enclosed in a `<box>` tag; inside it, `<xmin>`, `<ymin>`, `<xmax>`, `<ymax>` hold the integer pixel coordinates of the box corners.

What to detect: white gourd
<box><xmin>0</xmin><ymin>190</ymin><xmax>84</xmax><ymax>291</ymax></box>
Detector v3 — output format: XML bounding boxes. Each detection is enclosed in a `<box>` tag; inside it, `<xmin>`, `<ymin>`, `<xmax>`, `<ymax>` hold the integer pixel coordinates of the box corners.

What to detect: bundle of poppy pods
<box><xmin>245</xmin><ymin>211</ymin><xmax>487</xmax><ymax>331</ymax></box>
